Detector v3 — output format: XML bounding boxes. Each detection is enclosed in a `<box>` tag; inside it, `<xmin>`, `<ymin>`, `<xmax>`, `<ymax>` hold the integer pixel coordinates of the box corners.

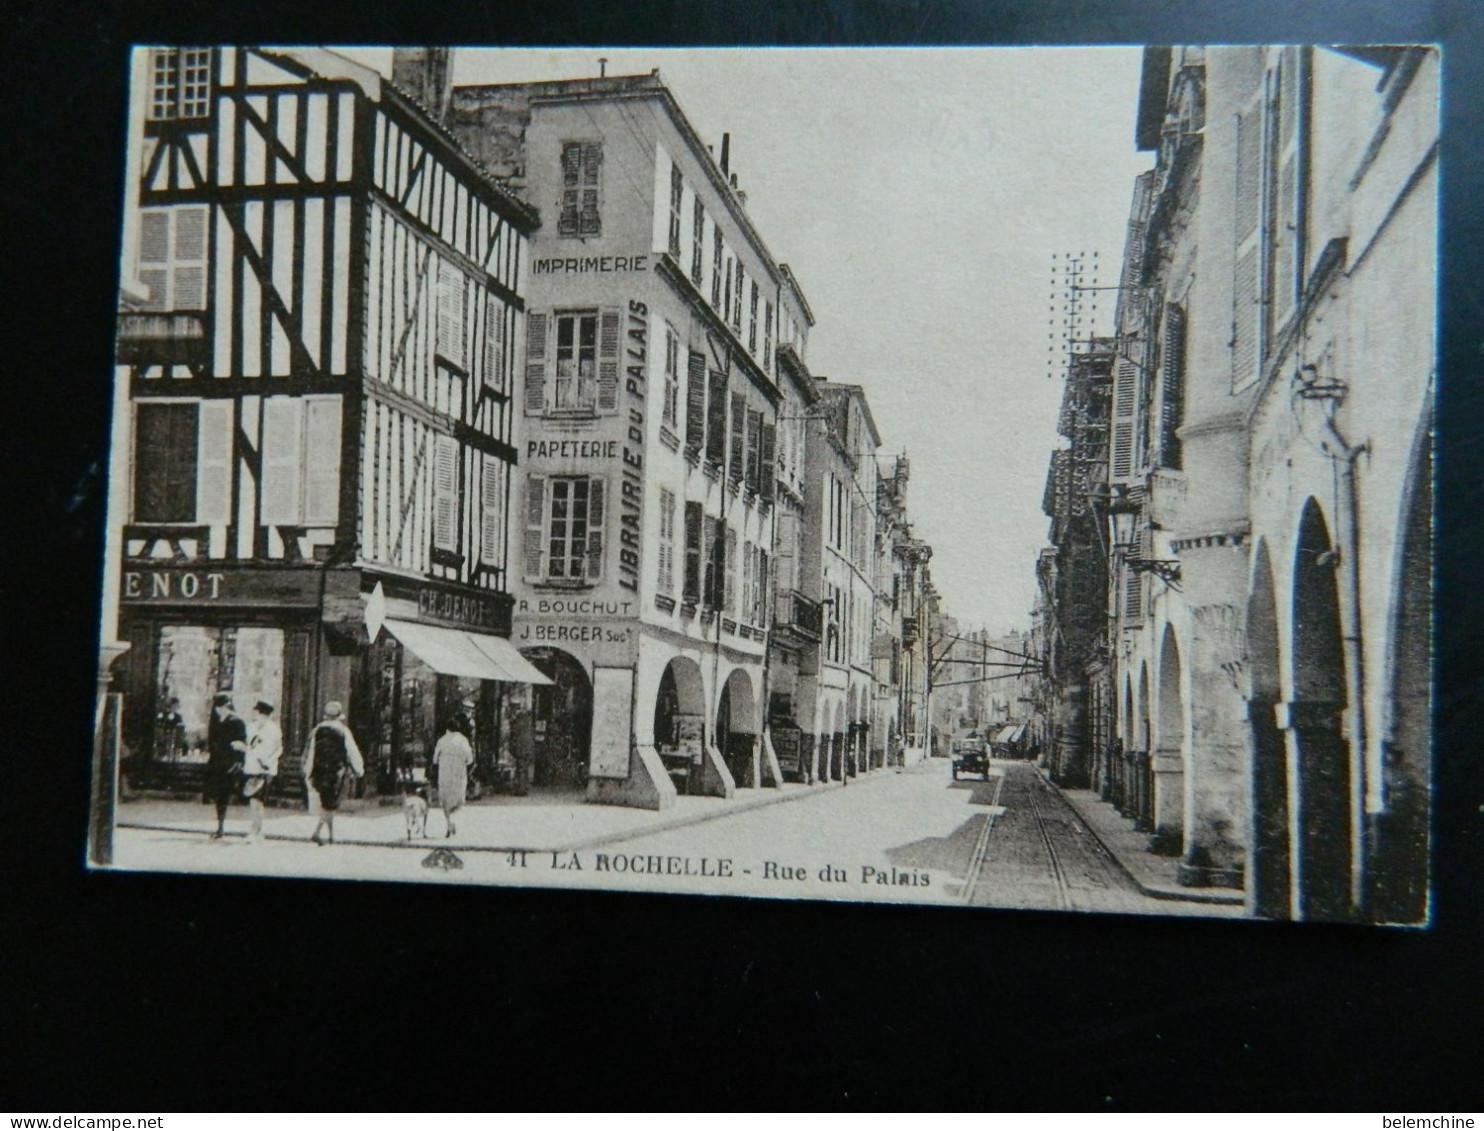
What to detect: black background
<box><xmin>3</xmin><ymin>0</ymin><xmax>1480</xmax><ymax>1111</ymax></box>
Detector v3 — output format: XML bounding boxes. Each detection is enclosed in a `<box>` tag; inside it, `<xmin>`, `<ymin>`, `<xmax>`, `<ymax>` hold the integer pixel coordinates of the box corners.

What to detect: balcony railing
<box><xmin>116</xmin><ymin>311</ymin><xmax>208</xmax><ymax>366</ymax></box>
<box><xmin>773</xmin><ymin>588</ymin><xmax>823</xmax><ymax>642</ymax></box>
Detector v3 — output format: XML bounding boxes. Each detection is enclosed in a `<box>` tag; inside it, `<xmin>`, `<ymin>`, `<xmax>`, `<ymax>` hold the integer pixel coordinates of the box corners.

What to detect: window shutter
<box><xmin>432</xmin><ymin>433</ymin><xmax>458</xmax><ymax>551</ymax></box>
<box><xmin>691</xmin><ymin>199</ymin><xmax>705</xmax><ymax>284</ymax></box>
<box><xmin>705</xmin><ymin>370</ymin><xmax>728</xmax><ymax>466</ymax></box>
<box><xmin>759</xmin><ymin>423</ymin><xmax>776</xmax><ymax>502</ymax></box>
<box><xmin>559</xmin><ymin>144</ymin><xmax>581</xmax><ymax>237</ymax></box>
<box><xmin>482</xmin><ymin>296</ymin><xmax>505</xmax><ymax>391</ymax></box>
<box><xmin>1270</xmin><ymin>48</ymin><xmax>1302</xmax><ymax>335</ymax></box>
<box><xmin>683</xmin><ymin>500</ymin><xmax>703</xmax><ymax>602</ymax></box>
<box><xmin>196</xmin><ymin>400</ymin><xmax>233</xmax><ymax>524</ymax></box>
<box><xmin>1160</xmin><ymin>305</ymin><xmax>1186</xmax><ymax>470</ymax></box>
<box><xmin>1110</xmin><ymin>355</ymin><xmax>1139</xmax><ymax>482</ymax></box>
<box><xmin>1123</xmin><ymin>562</ymin><xmax>1143</xmax><ymax>621</ymax></box>
<box><xmin>303</xmin><ymin>396</ymin><xmax>342</xmax><ymax>525</ymax></box>
<box><xmin>723</xmin><ymin>525</ymin><xmax>737</xmax><ymax>614</ymax></box>
<box><xmin>480</xmin><ymin>453</ymin><xmax>503</xmax><ymax>565</ymax></box>
<box><xmin>586</xmin><ymin>476</ymin><xmax>605</xmax><ymax>580</ymax></box>
<box><xmin>260</xmin><ymin>397</ymin><xmax>303</xmax><ymax>525</ymax></box>
<box><xmin>702</xmin><ymin>517</ymin><xmax>718</xmax><ymax>609</ymax></box>
<box><xmin>436</xmin><ymin>260</ymin><xmax>465</xmax><ymax>368</ymax></box>
<box><xmin>758</xmin><ymin>549</ymin><xmax>769</xmax><ymax>625</ymax></box>
<box><xmin>524</xmin><ymin>312</ymin><xmax>548</xmax><ymax>414</ymax></box>
<box><xmin>745</xmin><ymin>410</ymin><xmax>762</xmax><ymax>494</ymax></box>
<box><xmin>711</xmin><ymin>230</ymin><xmax>724</xmax><ymax>308</ymax></box>
<box><xmin>728</xmin><ymin>391</ymin><xmax>745</xmax><ymax>483</ymax></box>
<box><xmin>138</xmin><ymin>211</ymin><xmax>171</xmax><ymax>311</ymax></box>
<box><xmin>733</xmin><ymin>261</ymin><xmax>744</xmax><ymax>328</ymax></box>
<box><xmin>742</xmin><ymin>542</ymin><xmax>753</xmax><ymax>623</ymax></box>
<box><xmin>173</xmin><ymin>207</ymin><xmax>208</xmax><ymax>310</ymax></box>
<box><xmin>597</xmin><ymin>307</ymin><xmax>621</xmax><ymax>412</ymax></box>
<box><xmin>685</xmin><ymin>351</ymin><xmax>706</xmax><ymax>452</ymax></box>
<box><xmin>1232</xmin><ymin>96</ymin><xmax>1263</xmax><ymax>389</ymax></box>
<box><xmin>524</xmin><ymin>475</ymin><xmax>546</xmax><ymax>579</ymax></box>
<box><xmin>579</xmin><ymin>143</ymin><xmax>602</xmax><ymax>237</ymax></box>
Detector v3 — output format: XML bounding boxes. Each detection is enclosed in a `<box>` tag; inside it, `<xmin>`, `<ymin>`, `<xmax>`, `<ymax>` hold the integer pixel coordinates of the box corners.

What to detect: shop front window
<box><xmin>153</xmin><ymin>625</ymin><xmax>283</xmax><ymax>760</ymax></box>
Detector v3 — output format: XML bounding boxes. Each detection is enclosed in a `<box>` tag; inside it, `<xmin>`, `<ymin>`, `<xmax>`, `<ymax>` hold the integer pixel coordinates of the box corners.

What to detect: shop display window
<box><xmin>153</xmin><ymin>625</ymin><xmax>283</xmax><ymax>760</ymax></box>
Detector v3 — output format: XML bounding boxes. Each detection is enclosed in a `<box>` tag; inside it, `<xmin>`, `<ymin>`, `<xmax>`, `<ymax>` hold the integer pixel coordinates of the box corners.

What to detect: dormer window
<box><xmin>149</xmin><ymin>48</ymin><xmax>213</xmax><ymax>121</ymax></box>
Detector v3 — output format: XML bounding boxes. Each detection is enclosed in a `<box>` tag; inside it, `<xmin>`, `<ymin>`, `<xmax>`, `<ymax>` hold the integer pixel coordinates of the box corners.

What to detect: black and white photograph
<box><xmin>90</xmin><ymin>42</ymin><xmax>1437</xmax><ymax>927</ymax></box>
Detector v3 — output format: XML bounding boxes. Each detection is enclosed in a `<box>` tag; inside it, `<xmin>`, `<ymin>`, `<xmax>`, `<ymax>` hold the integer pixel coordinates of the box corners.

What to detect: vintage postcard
<box><xmin>91</xmin><ymin>45</ymin><xmax>1436</xmax><ymax>924</ymax></box>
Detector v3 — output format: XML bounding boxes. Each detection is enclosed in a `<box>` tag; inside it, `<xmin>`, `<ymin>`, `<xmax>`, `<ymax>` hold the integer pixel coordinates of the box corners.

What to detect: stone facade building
<box><xmin>1075</xmin><ymin>46</ymin><xmax>1437</xmax><ymax>922</ymax></box>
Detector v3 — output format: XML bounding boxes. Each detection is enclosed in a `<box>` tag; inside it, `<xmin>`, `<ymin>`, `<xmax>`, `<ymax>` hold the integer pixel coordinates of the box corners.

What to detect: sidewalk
<box><xmin>117</xmin><ymin>763</ymin><xmax>915</xmax><ymax>855</ymax></box>
<box><xmin>1053</xmin><ymin>779</ymin><xmax>1246</xmax><ymax>907</ymax></box>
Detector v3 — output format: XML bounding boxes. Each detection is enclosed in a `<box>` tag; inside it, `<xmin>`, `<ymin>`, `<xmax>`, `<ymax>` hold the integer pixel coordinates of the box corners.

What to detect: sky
<box><xmin>346</xmin><ymin>47</ymin><xmax>1153</xmax><ymax>636</ymax></box>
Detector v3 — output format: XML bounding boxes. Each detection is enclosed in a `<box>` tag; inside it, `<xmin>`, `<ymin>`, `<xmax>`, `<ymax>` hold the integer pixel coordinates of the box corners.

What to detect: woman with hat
<box><xmin>301</xmin><ymin>701</ymin><xmax>364</xmax><ymax>846</ymax></box>
<box><xmin>242</xmin><ymin>700</ymin><xmax>283</xmax><ymax>843</ymax></box>
<box><xmin>204</xmin><ymin>692</ymin><xmax>248</xmax><ymax>840</ymax></box>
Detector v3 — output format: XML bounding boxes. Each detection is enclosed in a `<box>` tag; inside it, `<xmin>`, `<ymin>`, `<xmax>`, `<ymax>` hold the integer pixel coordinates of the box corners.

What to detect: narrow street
<box><xmin>113</xmin><ymin>758</ymin><xmax>1237</xmax><ymax>917</ymax></box>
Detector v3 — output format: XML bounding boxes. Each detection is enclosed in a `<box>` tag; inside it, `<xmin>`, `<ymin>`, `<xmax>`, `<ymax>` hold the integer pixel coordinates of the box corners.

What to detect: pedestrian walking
<box><xmin>204</xmin><ymin>692</ymin><xmax>248</xmax><ymax>839</ymax></box>
<box><xmin>302</xmin><ymin>701</ymin><xmax>364</xmax><ymax>846</ymax></box>
<box><xmin>242</xmin><ymin>700</ymin><xmax>283</xmax><ymax>842</ymax></box>
<box><xmin>432</xmin><ymin>716</ymin><xmax>475</xmax><ymax>838</ymax></box>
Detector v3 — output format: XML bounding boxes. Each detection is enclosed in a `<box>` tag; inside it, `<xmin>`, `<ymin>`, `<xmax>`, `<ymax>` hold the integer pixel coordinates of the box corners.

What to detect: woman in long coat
<box><xmin>432</xmin><ymin>717</ymin><xmax>475</xmax><ymax>839</ymax></box>
<box><xmin>204</xmin><ymin>693</ymin><xmax>248</xmax><ymax>839</ymax></box>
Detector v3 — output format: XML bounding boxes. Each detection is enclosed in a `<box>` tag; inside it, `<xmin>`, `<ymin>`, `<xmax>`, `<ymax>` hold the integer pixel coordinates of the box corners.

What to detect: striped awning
<box><xmin>384</xmin><ymin>619</ymin><xmax>553</xmax><ymax>685</ymax></box>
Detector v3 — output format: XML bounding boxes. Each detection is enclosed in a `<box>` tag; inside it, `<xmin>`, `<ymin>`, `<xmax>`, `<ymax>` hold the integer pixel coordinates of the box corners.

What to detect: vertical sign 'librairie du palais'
<box><xmin>92</xmin><ymin>45</ymin><xmax>1437</xmax><ymax>927</ymax></box>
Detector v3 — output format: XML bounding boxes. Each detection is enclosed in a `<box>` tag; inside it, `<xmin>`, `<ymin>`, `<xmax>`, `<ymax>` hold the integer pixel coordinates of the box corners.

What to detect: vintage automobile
<box><xmin>951</xmin><ymin>730</ymin><xmax>990</xmax><ymax>780</ymax></box>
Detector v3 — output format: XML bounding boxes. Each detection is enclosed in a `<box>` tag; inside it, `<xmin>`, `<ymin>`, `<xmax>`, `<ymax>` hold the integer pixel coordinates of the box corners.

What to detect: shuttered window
<box><xmin>748</xmin><ymin>282</ymin><xmax>759</xmax><ymax>353</ymax></box>
<box><xmin>259</xmin><ymin>397</ymin><xmax>303</xmax><ymax>525</ymax></box>
<box><xmin>733</xmin><ymin>261</ymin><xmax>744</xmax><ymax>329</ymax></box>
<box><xmin>196</xmin><ymin>401</ymin><xmax>233</xmax><ymax>525</ymax></box>
<box><xmin>481</xmin><ymin>295</ymin><xmax>506</xmax><ymax>393</ymax></box>
<box><xmin>711</xmin><ymin>229</ymin><xmax>724</xmax><ymax>309</ymax></box>
<box><xmin>763</xmin><ymin>301</ymin><xmax>774</xmax><ymax>373</ymax></box>
<box><xmin>435</xmin><ymin>259</ymin><xmax>466</xmax><ymax>369</ymax></box>
<box><xmin>597</xmin><ymin>308</ymin><xmax>621</xmax><ymax>412</ymax></box>
<box><xmin>528</xmin><ymin>476</ymin><xmax>606</xmax><ymax>582</ymax></box>
<box><xmin>480</xmin><ymin>453</ymin><xmax>504</xmax><ymax>566</ymax></box>
<box><xmin>1267</xmin><ymin>48</ymin><xmax>1303</xmax><ymax>342</ymax></box>
<box><xmin>742</xmin><ymin>541</ymin><xmax>753</xmax><ymax>625</ymax></box>
<box><xmin>302</xmin><ymin>396</ymin><xmax>341</xmax><ymax>525</ymax></box>
<box><xmin>757</xmin><ymin>549</ymin><xmax>769</xmax><ymax>626</ymax></box>
<box><xmin>1110</xmin><ymin>355</ymin><xmax>1140</xmax><ymax>481</ymax></box>
<box><xmin>530</xmin><ymin>308</ymin><xmax>622</xmax><ymax>414</ymax></box>
<box><xmin>759</xmin><ymin>423</ymin><xmax>776</xmax><ymax>503</ymax></box>
<box><xmin>657</xmin><ymin>487</ymin><xmax>677</xmax><ymax>595</ymax></box>
<box><xmin>685</xmin><ymin>350</ymin><xmax>706</xmax><ymax>453</ymax></box>
<box><xmin>683</xmin><ymin>500</ymin><xmax>703</xmax><ymax>603</ymax></box>
<box><xmin>705</xmin><ymin>369</ymin><xmax>728</xmax><ymax>467</ymax></box>
<box><xmin>1159</xmin><ymin>304</ymin><xmax>1187</xmax><ymax>470</ymax></box>
<box><xmin>524</xmin><ymin>312</ymin><xmax>548</xmax><ymax>414</ymax></box>
<box><xmin>728</xmin><ymin>392</ymin><xmax>746</xmax><ymax>483</ymax></box>
<box><xmin>703</xmin><ymin>518</ymin><xmax>723</xmax><ymax>611</ymax></box>
<box><xmin>432</xmin><ymin>433</ymin><xmax>459</xmax><ymax>552</ymax></box>
<box><xmin>667</xmin><ymin>163</ymin><xmax>683</xmax><ymax>256</ymax></box>
<box><xmin>662</xmin><ymin>324</ymin><xmax>680</xmax><ymax>428</ymax></box>
<box><xmin>723</xmin><ymin>523</ymin><xmax>737</xmax><ymax>614</ymax></box>
<box><xmin>523</xmin><ymin>474</ymin><xmax>546</xmax><ymax>579</ymax></box>
<box><xmin>1232</xmin><ymin>94</ymin><xmax>1263</xmax><ymax>389</ymax></box>
<box><xmin>723</xmin><ymin>255</ymin><xmax>734</xmax><ymax>325</ymax></box>
<box><xmin>745</xmin><ymin>409</ymin><xmax>763</xmax><ymax>494</ymax></box>
<box><xmin>133</xmin><ymin>402</ymin><xmax>198</xmax><ymax>522</ymax></box>
<box><xmin>691</xmin><ymin>198</ymin><xmax>705</xmax><ymax>285</ymax></box>
<box><xmin>138</xmin><ymin>207</ymin><xmax>207</xmax><ymax>312</ymax></box>
<box><xmin>559</xmin><ymin>142</ymin><xmax>602</xmax><ymax>238</ymax></box>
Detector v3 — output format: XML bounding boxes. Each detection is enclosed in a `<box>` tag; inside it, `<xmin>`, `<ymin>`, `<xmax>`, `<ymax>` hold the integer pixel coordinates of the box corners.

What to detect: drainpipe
<box><xmin>1318</xmin><ymin>401</ymin><xmax>1369</xmax><ymax>912</ymax></box>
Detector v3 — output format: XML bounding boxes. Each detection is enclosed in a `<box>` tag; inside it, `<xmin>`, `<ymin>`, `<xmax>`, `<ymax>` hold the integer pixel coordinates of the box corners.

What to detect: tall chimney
<box><xmin>391</xmin><ymin>47</ymin><xmax>454</xmax><ymax>125</ymax></box>
<box><xmin>720</xmin><ymin>132</ymin><xmax>730</xmax><ymax>176</ymax></box>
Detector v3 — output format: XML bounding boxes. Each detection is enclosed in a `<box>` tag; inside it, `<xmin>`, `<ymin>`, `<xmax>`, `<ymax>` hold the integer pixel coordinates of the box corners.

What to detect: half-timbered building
<box><xmin>448</xmin><ymin>69</ymin><xmax>806</xmax><ymax>809</ymax></box>
<box><xmin>108</xmin><ymin>46</ymin><xmax>545</xmax><ymax>798</ymax></box>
